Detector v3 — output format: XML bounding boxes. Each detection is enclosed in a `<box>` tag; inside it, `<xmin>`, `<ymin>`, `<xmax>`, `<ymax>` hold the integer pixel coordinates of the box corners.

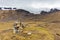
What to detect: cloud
<box><xmin>0</xmin><ymin>0</ymin><xmax>60</xmax><ymax>8</ymax></box>
<box><xmin>30</xmin><ymin>2</ymin><xmax>60</xmax><ymax>9</ymax></box>
<box><xmin>0</xmin><ymin>0</ymin><xmax>60</xmax><ymax>13</ymax></box>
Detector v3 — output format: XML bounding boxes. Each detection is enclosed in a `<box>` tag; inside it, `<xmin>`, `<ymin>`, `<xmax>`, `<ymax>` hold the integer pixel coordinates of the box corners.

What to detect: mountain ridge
<box><xmin>0</xmin><ymin>9</ymin><xmax>60</xmax><ymax>22</ymax></box>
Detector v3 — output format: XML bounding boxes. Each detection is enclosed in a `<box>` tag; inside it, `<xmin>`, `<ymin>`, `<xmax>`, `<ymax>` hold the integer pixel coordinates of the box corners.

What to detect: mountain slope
<box><xmin>0</xmin><ymin>9</ymin><xmax>60</xmax><ymax>22</ymax></box>
<box><xmin>41</xmin><ymin>11</ymin><xmax>60</xmax><ymax>22</ymax></box>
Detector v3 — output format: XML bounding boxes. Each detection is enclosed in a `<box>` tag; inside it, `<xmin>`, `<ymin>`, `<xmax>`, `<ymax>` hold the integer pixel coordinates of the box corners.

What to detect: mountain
<box><xmin>0</xmin><ymin>9</ymin><xmax>34</xmax><ymax>21</ymax></box>
<box><xmin>0</xmin><ymin>8</ymin><xmax>60</xmax><ymax>22</ymax></box>
<box><xmin>41</xmin><ymin>11</ymin><xmax>60</xmax><ymax>23</ymax></box>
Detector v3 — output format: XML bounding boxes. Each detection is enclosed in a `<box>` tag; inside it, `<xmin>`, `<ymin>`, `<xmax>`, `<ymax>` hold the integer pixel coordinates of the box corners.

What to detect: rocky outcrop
<box><xmin>40</xmin><ymin>8</ymin><xmax>60</xmax><ymax>15</ymax></box>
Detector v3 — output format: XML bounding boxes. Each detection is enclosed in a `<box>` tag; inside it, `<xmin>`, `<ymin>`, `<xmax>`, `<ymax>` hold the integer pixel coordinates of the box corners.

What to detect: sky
<box><xmin>0</xmin><ymin>0</ymin><xmax>60</xmax><ymax>13</ymax></box>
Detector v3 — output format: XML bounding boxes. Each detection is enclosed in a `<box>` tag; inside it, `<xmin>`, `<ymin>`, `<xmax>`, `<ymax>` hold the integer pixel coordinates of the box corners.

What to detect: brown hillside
<box><xmin>0</xmin><ymin>9</ymin><xmax>60</xmax><ymax>22</ymax></box>
<box><xmin>41</xmin><ymin>11</ymin><xmax>60</xmax><ymax>23</ymax></box>
<box><xmin>0</xmin><ymin>10</ymin><xmax>33</xmax><ymax>21</ymax></box>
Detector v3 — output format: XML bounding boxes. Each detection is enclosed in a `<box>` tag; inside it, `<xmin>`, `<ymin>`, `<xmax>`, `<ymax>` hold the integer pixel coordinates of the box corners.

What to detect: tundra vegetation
<box><xmin>0</xmin><ymin>8</ymin><xmax>60</xmax><ymax>40</ymax></box>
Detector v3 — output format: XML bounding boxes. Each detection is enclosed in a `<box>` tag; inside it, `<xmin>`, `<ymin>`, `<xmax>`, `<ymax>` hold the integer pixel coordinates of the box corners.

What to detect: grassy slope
<box><xmin>0</xmin><ymin>21</ymin><xmax>54</xmax><ymax>40</ymax></box>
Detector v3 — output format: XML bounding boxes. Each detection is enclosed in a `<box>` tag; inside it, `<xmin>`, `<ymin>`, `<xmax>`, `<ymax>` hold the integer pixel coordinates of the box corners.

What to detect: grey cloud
<box><xmin>0</xmin><ymin>0</ymin><xmax>60</xmax><ymax>13</ymax></box>
<box><xmin>0</xmin><ymin>0</ymin><xmax>60</xmax><ymax>7</ymax></box>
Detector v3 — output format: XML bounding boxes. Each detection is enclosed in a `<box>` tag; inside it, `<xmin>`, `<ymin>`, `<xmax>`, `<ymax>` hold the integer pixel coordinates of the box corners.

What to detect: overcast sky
<box><xmin>0</xmin><ymin>0</ymin><xmax>60</xmax><ymax>13</ymax></box>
